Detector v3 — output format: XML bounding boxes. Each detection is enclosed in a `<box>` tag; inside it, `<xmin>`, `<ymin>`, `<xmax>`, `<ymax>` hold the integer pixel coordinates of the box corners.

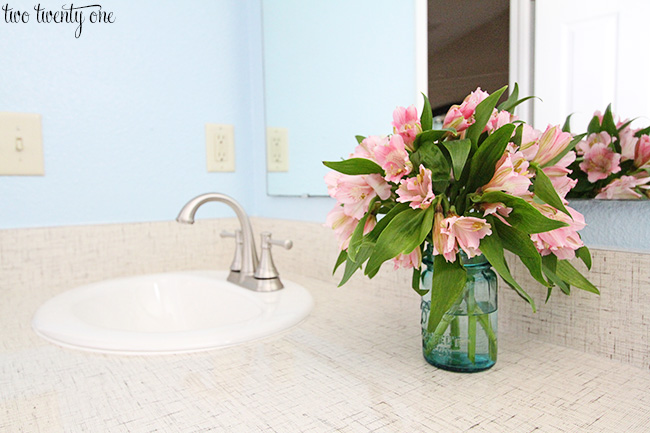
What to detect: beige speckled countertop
<box><xmin>3</xmin><ymin>270</ymin><xmax>650</xmax><ymax>432</ymax></box>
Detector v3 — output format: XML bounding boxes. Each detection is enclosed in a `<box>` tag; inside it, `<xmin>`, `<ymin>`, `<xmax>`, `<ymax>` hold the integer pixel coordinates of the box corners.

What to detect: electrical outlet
<box><xmin>205</xmin><ymin>123</ymin><xmax>235</xmax><ymax>172</ymax></box>
<box><xmin>267</xmin><ymin>127</ymin><xmax>289</xmax><ymax>172</ymax></box>
<box><xmin>0</xmin><ymin>112</ymin><xmax>44</xmax><ymax>175</ymax></box>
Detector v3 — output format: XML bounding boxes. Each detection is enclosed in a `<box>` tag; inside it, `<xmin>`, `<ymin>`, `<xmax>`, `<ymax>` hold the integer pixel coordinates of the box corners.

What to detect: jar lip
<box><xmin>460</xmin><ymin>252</ymin><xmax>488</xmax><ymax>266</ymax></box>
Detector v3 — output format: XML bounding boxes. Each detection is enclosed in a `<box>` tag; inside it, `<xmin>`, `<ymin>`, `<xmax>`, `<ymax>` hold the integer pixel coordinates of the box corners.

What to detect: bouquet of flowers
<box><xmin>324</xmin><ymin>85</ymin><xmax>599</xmax><ymax>337</ymax></box>
<box><xmin>566</xmin><ymin>106</ymin><xmax>650</xmax><ymax>199</ymax></box>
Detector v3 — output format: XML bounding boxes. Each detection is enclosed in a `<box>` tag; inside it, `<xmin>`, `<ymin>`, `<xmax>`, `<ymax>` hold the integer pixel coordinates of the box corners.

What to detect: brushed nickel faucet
<box><xmin>176</xmin><ymin>193</ymin><xmax>292</xmax><ymax>292</ymax></box>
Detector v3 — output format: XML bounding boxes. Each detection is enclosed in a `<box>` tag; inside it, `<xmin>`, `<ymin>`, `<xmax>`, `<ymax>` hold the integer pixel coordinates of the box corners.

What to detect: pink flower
<box><xmin>634</xmin><ymin>135</ymin><xmax>650</xmax><ymax>169</ymax></box>
<box><xmin>575</xmin><ymin>132</ymin><xmax>611</xmax><ymax>156</ymax></box>
<box><xmin>433</xmin><ymin>213</ymin><xmax>492</xmax><ymax>261</ymax></box>
<box><xmin>531</xmin><ymin>125</ymin><xmax>573</xmax><ymax>166</ymax></box>
<box><xmin>579</xmin><ymin>142</ymin><xmax>621</xmax><ymax>183</ymax></box>
<box><xmin>325</xmin><ymin>206</ymin><xmax>357</xmax><ymax>250</ymax></box>
<box><xmin>392</xmin><ymin>106</ymin><xmax>422</xmax><ymax>150</ymax></box>
<box><xmin>393</xmin><ymin>247</ymin><xmax>422</xmax><ymax>270</ymax></box>
<box><xmin>351</xmin><ymin>135</ymin><xmax>388</xmax><ymax>162</ymax></box>
<box><xmin>595</xmin><ymin>175</ymin><xmax>650</xmax><ymax>199</ymax></box>
<box><xmin>325</xmin><ymin>172</ymin><xmax>391</xmax><ymax>219</ymax></box>
<box><xmin>432</xmin><ymin>212</ymin><xmax>458</xmax><ymax>262</ymax></box>
<box><xmin>482</xmin><ymin>202</ymin><xmax>512</xmax><ymax>225</ymax></box>
<box><xmin>486</xmin><ymin>110</ymin><xmax>516</xmax><ymax>133</ymax></box>
<box><xmin>396</xmin><ymin>165</ymin><xmax>435</xmax><ymax>209</ymax></box>
<box><xmin>619</xmin><ymin>125</ymin><xmax>638</xmax><ymax>161</ymax></box>
<box><xmin>530</xmin><ymin>205</ymin><xmax>585</xmax><ymax>260</ymax></box>
<box><xmin>481</xmin><ymin>150</ymin><xmax>532</xmax><ymax>197</ymax></box>
<box><xmin>519</xmin><ymin>124</ymin><xmax>542</xmax><ymax>161</ymax></box>
<box><xmin>444</xmin><ymin>216</ymin><xmax>492</xmax><ymax>258</ymax></box>
<box><xmin>374</xmin><ymin>134</ymin><xmax>413</xmax><ymax>183</ymax></box>
<box><xmin>542</xmin><ymin>152</ymin><xmax>578</xmax><ymax>200</ymax></box>
<box><xmin>442</xmin><ymin>87</ymin><xmax>490</xmax><ymax>133</ymax></box>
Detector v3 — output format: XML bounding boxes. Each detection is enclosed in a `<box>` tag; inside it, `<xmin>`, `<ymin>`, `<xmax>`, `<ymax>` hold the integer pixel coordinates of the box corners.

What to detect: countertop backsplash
<box><xmin>2</xmin><ymin>217</ymin><xmax>648</xmax><ymax>369</ymax></box>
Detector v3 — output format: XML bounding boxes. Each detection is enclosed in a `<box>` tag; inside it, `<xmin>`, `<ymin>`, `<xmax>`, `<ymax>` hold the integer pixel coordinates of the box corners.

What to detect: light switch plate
<box><xmin>206</xmin><ymin>123</ymin><xmax>235</xmax><ymax>172</ymax></box>
<box><xmin>0</xmin><ymin>112</ymin><xmax>44</xmax><ymax>175</ymax></box>
<box><xmin>267</xmin><ymin>127</ymin><xmax>289</xmax><ymax>172</ymax></box>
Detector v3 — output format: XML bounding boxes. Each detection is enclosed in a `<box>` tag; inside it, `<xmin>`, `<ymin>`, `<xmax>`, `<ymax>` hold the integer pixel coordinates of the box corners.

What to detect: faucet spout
<box><xmin>176</xmin><ymin>193</ymin><xmax>258</xmax><ymax>280</ymax></box>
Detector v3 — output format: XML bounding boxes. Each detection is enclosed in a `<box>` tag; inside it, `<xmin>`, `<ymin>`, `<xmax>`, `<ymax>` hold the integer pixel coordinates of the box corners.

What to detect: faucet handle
<box><xmin>220</xmin><ymin>229</ymin><xmax>243</xmax><ymax>272</ymax></box>
<box><xmin>254</xmin><ymin>232</ymin><xmax>292</xmax><ymax>280</ymax></box>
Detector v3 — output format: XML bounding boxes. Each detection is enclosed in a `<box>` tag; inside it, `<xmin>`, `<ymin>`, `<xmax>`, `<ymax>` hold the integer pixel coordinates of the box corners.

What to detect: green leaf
<box><xmin>339</xmin><ymin>243</ymin><xmax>373</xmax><ymax>287</ymax></box>
<box><xmin>587</xmin><ymin>114</ymin><xmax>601</xmax><ymax>134</ymax></box>
<box><xmin>489</xmin><ymin>216</ymin><xmax>550</xmax><ymax>288</ymax></box>
<box><xmin>412</xmin><ymin>267</ymin><xmax>428</xmax><ymax>296</ymax></box>
<box><xmin>601</xmin><ymin>104</ymin><xmax>618</xmax><ymax>138</ymax></box>
<box><xmin>323</xmin><ymin>158</ymin><xmax>383</xmax><ymax>176</ymax></box>
<box><xmin>442</xmin><ymin>139</ymin><xmax>471</xmax><ymax>180</ymax></box>
<box><xmin>365</xmin><ymin>206</ymin><xmax>434</xmax><ymax>278</ymax></box>
<box><xmin>576</xmin><ymin>246</ymin><xmax>592</xmax><ymax>270</ymax></box>
<box><xmin>347</xmin><ymin>208</ymin><xmax>373</xmax><ymax>262</ymax></box>
<box><xmin>479</xmin><ymin>231</ymin><xmax>536</xmax><ymax>311</ymax></box>
<box><xmin>532</xmin><ymin>164</ymin><xmax>571</xmax><ymax>217</ymax></box>
<box><xmin>496</xmin><ymin>82</ymin><xmax>519</xmax><ymax>112</ymax></box>
<box><xmin>556</xmin><ymin>260</ymin><xmax>600</xmax><ymax>295</ymax></box>
<box><xmin>412</xmin><ymin>129</ymin><xmax>456</xmax><ymax>150</ymax></box>
<box><xmin>366</xmin><ymin>203</ymin><xmax>410</xmax><ymax>242</ymax></box>
<box><xmin>542</xmin><ymin>254</ymin><xmax>571</xmax><ymax>296</ymax></box>
<box><xmin>410</xmin><ymin>142</ymin><xmax>451</xmax><ymax>194</ymax></box>
<box><xmin>466</xmin><ymin>85</ymin><xmax>508</xmax><ymax>146</ymax></box>
<box><xmin>427</xmin><ymin>255</ymin><xmax>467</xmax><ymax>332</ymax></box>
<box><xmin>562</xmin><ymin>113</ymin><xmax>573</xmax><ymax>133</ymax></box>
<box><xmin>355</xmin><ymin>135</ymin><xmax>366</xmax><ymax>144</ymax></box>
<box><xmin>475</xmin><ymin>191</ymin><xmax>569</xmax><ymax>234</ymax></box>
<box><xmin>420</xmin><ymin>93</ymin><xmax>433</xmax><ymax>131</ymax></box>
<box><xmin>333</xmin><ymin>249</ymin><xmax>347</xmax><ymax>275</ymax></box>
<box><xmin>467</xmin><ymin>123</ymin><xmax>516</xmax><ymax>193</ymax></box>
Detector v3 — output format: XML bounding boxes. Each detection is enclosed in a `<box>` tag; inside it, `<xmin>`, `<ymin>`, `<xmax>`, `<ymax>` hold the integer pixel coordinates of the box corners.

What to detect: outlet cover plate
<box><xmin>206</xmin><ymin>123</ymin><xmax>235</xmax><ymax>172</ymax></box>
<box><xmin>0</xmin><ymin>112</ymin><xmax>44</xmax><ymax>175</ymax></box>
<box><xmin>267</xmin><ymin>127</ymin><xmax>289</xmax><ymax>172</ymax></box>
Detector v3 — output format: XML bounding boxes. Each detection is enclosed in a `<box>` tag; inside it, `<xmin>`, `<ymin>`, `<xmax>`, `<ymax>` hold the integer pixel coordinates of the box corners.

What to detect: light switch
<box><xmin>206</xmin><ymin>123</ymin><xmax>235</xmax><ymax>172</ymax></box>
<box><xmin>267</xmin><ymin>127</ymin><xmax>289</xmax><ymax>172</ymax></box>
<box><xmin>0</xmin><ymin>112</ymin><xmax>44</xmax><ymax>175</ymax></box>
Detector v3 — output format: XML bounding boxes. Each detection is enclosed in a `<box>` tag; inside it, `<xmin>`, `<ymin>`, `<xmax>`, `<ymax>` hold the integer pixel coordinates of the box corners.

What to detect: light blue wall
<box><xmin>0</xmin><ymin>1</ymin><xmax>257</xmax><ymax>228</ymax></box>
<box><xmin>1</xmin><ymin>1</ymin><xmax>647</xmax><ymax>253</ymax></box>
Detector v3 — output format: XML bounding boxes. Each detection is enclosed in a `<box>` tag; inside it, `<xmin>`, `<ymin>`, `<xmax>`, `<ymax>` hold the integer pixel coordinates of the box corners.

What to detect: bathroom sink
<box><xmin>32</xmin><ymin>271</ymin><xmax>313</xmax><ymax>355</ymax></box>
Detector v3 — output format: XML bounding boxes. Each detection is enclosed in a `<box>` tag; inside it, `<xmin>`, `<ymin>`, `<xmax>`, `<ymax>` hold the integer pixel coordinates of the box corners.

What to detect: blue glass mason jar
<box><xmin>420</xmin><ymin>250</ymin><xmax>498</xmax><ymax>372</ymax></box>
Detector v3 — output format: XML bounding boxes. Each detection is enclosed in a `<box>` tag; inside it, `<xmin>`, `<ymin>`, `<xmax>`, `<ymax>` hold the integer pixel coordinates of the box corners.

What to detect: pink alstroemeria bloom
<box><xmin>325</xmin><ymin>172</ymin><xmax>391</xmax><ymax>219</ymax></box>
<box><xmin>351</xmin><ymin>135</ymin><xmax>388</xmax><ymax>162</ymax></box>
<box><xmin>579</xmin><ymin>142</ymin><xmax>622</xmax><ymax>183</ymax></box>
<box><xmin>595</xmin><ymin>175</ymin><xmax>650</xmax><ymax>199</ymax></box>
<box><xmin>619</xmin><ymin>125</ymin><xmax>638</xmax><ymax>161</ymax></box>
<box><xmin>482</xmin><ymin>202</ymin><xmax>512</xmax><ymax>226</ymax></box>
<box><xmin>444</xmin><ymin>216</ymin><xmax>492</xmax><ymax>259</ymax></box>
<box><xmin>396</xmin><ymin>165</ymin><xmax>435</xmax><ymax>209</ymax></box>
<box><xmin>325</xmin><ymin>206</ymin><xmax>377</xmax><ymax>250</ymax></box>
<box><xmin>575</xmin><ymin>132</ymin><xmax>611</xmax><ymax>156</ymax></box>
<box><xmin>393</xmin><ymin>247</ymin><xmax>422</xmax><ymax>270</ymax></box>
<box><xmin>519</xmin><ymin>124</ymin><xmax>542</xmax><ymax>161</ymax></box>
<box><xmin>481</xmin><ymin>151</ymin><xmax>531</xmax><ymax>197</ymax></box>
<box><xmin>486</xmin><ymin>110</ymin><xmax>515</xmax><ymax>133</ymax></box>
<box><xmin>634</xmin><ymin>135</ymin><xmax>650</xmax><ymax>169</ymax></box>
<box><xmin>374</xmin><ymin>134</ymin><xmax>413</xmax><ymax>183</ymax></box>
<box><xmin>432</xmin><ymin>212</ymin><xmax>458</xmax><ymax>262</ymax></box>
<box><xmin>530</xmin><ymin>205</ymin><xmax>585</xmax><ymax>260</ymax></box>
<box><xmin>392</xmin><ymin>105</ymin><xmax>422</xmax><ymax>150</ymax></box>
<box><xmin>542</xmin><ymin>151</ymin><xmax>578</xmax><ymax>200</ymax></box>
<box><xmin>442</xmin><ymin>87</ymin><xmax>490</xmax><ymax>133</ymax></box>
<box><xmin>531</xmin><ymin>125</ymin><xmax>573</xmax><ymax>166</ymax></box>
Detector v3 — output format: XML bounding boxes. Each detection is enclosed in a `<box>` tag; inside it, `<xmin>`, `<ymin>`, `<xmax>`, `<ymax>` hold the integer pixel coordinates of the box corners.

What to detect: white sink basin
<box><xmin>32</xmin><ymin>271</ymin><xmax>313</xmax><ymax>355</ymax></box>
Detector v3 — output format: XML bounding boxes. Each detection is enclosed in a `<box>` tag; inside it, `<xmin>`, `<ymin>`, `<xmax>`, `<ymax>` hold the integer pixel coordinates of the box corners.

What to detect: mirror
<box><xmin>262</xmin><ymin>0</ymin><xmax>423</xmax><ymax>197</ymax></box>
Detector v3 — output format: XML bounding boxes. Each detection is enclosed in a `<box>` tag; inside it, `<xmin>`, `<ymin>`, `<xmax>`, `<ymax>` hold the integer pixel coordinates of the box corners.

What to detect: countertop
<box><xmin>2</xmin><ymin>272</ymin><xmax>650</xmax><ymax>432</ymax></box>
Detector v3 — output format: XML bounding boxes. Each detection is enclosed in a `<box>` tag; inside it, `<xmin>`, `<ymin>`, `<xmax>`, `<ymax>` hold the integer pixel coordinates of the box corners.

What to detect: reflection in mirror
<box><xmin>427</xmin><ymin>0</ymin><xmax>509</xmax><ymax>119</ymax></box>
<box><xmin>262</xmin><ymin>0</ymin><xmax>419</xmax><ymax>197</ymax></box>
